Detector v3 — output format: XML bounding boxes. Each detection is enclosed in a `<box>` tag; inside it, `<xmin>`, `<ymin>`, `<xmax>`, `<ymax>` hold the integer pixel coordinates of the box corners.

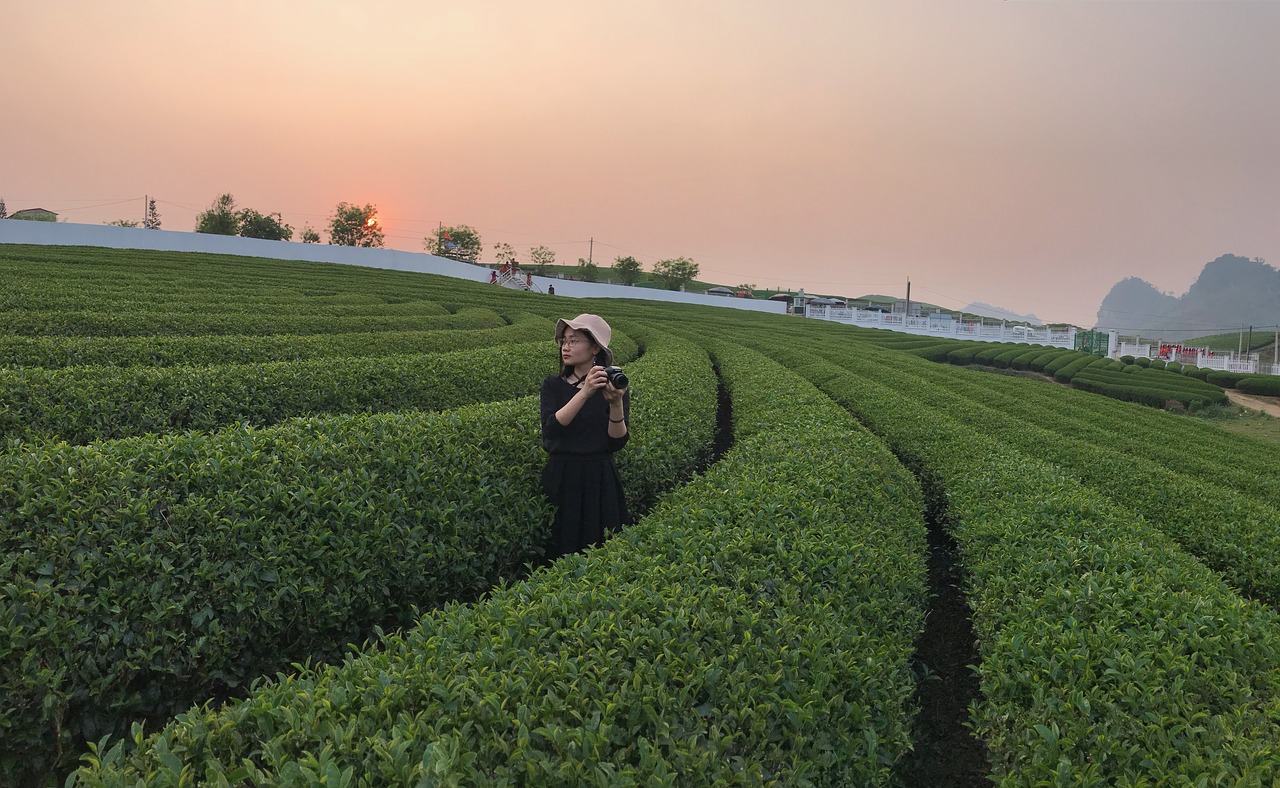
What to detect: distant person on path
<box><xmin>490</xmin><ymin>270</ymin><xmax>498</xmax><ymax>284</ymax></box>
<box><xmin>547</xmin><ymin>284</ymin><xmax>555</xmax><ymax>295</ymax></box>
<box><xmin>539</xmin><ymin>314</ymin><xmax>631</xmax><ymax>558</ymax></box>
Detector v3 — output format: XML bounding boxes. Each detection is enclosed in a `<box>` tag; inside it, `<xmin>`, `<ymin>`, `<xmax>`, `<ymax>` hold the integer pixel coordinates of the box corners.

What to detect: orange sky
<box><xmin>3</xmin><ymin>1</ymin><xmax>1277</xmax><ymax>327</ymax></box>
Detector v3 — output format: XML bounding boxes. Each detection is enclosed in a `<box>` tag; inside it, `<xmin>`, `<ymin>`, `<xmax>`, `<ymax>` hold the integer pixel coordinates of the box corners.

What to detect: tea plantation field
<box><xmin>3</xmin><ymin>245</ymin><xmax>1280</xmax><ymax>786</ymax></box>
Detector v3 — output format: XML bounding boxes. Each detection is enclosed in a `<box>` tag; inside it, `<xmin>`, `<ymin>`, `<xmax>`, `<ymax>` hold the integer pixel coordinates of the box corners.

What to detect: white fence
<box><xmin>1112</xmin><ymin>335</ymin><xmax>1279</xmax><ymax>376</ymax></box>
<box><xmin>1195</xmin><ymin>354</ymin><xmax>1261</xmax><ymax>374</ymax></box>
<box><xmin>0</xmin><ymin>220</ymin><xmax>786</xmax><ymax>315</ymax></box>
<box><xmin>805</xmin><ymin>304</ymin><xmax>1077</xmax><ymax>348</ymax></box>
<box><xmin>1118</xmin><ymin>342</ymin><xmax>1151</xmax><ymax>358</ymax></box>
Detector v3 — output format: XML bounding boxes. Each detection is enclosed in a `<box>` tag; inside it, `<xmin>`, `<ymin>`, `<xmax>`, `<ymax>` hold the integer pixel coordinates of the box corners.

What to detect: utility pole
<box><xmin>905</xmin><ymin>276</ymin><xmax>911</xmax><ymax>318</ymax></box>
<box><xmin>144</xmin><ymin>194</ymin><xmax>148</xmax><ymax>224</ymax></box>
<box><xmin>1247</xmin><ymin>325</ymin><xmax>1253</xmax><ymax>355</ymax></box>
<box><xmin>588</xmin><ymin>237</ymin><xmax>593</xmax><ymax>265</ymax></box>
<box><xmin>1238</xmin><ymin>325</ymin><xmax>1244</xmax><ymax>355</ymax></box>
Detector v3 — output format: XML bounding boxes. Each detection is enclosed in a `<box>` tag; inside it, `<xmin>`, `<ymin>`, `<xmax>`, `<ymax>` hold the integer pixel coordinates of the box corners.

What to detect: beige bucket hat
<box><xmin>555</xmin><ymin>313</ymin><xmax>613</xmax><ymax>364</ymax></box>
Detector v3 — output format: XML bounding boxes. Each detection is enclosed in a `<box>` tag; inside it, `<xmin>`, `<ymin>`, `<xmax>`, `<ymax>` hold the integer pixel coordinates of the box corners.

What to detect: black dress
<box><xmin>539</xmin><ymin>375</ymin><xmax>631</xmax><ymax>559</ymax></box>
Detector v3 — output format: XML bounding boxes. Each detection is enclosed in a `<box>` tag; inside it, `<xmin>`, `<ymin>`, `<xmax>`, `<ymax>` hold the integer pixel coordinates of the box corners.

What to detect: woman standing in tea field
<box><xmin>539</xmin><ymin>313</ymin><xmax>631</xmax><ymax>558</ymax></box>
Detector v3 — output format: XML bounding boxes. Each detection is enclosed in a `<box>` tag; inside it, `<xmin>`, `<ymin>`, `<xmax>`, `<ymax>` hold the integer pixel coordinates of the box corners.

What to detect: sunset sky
<box><xmin>3</xmin><ymin>1</ymin><xmax>1277</xmax><ymax>327</ymax></box>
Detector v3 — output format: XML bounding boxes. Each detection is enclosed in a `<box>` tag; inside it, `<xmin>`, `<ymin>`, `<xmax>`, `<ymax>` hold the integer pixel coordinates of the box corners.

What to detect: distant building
<box><xmin>892</xmin><ymin>299</ymin><xmax>922</xmax><ymax>318</ymax></box>
<box><xmin>9</xmin><ymin>208</ymin><xmax>58</xmax><ymax>221</ymax></box>
<box><xmin>705</xmin><ymin>286</ymin><xmax>735</xmax><ymax>297</ymax></box>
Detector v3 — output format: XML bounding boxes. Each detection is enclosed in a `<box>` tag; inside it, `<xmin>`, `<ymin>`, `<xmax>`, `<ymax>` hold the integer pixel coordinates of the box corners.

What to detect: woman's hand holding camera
<box><xmin>580</xmin><ymin>365</ymin><xmax>626</xmax><ymax>403</ymax></box>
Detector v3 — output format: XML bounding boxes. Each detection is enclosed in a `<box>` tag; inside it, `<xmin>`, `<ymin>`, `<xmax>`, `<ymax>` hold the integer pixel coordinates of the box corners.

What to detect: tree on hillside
<box><xmin>300</xmin><ymin>225</ymin><xmax>321</xmax><ymax>243</ymax></box>
<box><xmin>612</xmin><ymin>255</ymin><xmax>642</xmax><ymax>286</ymax></box>
<box><xmin>492</xmin><ymin>242</ymin><xmax>517</xmax><ymax>266</ymax></box>
<box><xmin>0</xmin><ymin>197</ymin><xmax>7</xmax><ymax>219</ymax></box>
<box><xmin>329</xmin><ymin>202</ymin><xmax>384</xmax><ymax>247</ymax></box>
<box><xmin>105</xmin><ymin>219</ymin><xmax>139</xmax><ymax>227</ymax></box>
<box><xmin>653</xmin><ymin>256</ymin><xmax>699</xmax><ymax>290</ymax></box>
<box><xmin>194</xmin><ymin>193</ymin><xmax>239</xmax><ymax>235</ymax></box>
<box><xmin>423</xmin><ymin>225</ymin><xmax>481</xmax><ymax>262</ymax></box>
<box><xmin>238</xmin><ymin>209</ymin><xmax>293</xmax><ymax>241</ymax></box>
<box><xmin>529</xmin><ymin>245</ymin><xmax>556</xmax><ymax>275</ymax></box>
<box><xmin>143</xmin><ymin>199</ymin><xmax>161</xmax><ymax>230</ymax></box>
<box><xmin>577</xmin><ymin>258</ymin><xmax>599</xmax><ymax>282</ymax></box>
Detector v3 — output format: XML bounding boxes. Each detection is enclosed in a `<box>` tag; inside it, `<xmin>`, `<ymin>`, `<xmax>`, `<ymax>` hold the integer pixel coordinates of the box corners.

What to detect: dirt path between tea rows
<box><xmin>1225</xmin><ymin>390</ymin><xmax>1280</xmax><ymax>418</ymax></box>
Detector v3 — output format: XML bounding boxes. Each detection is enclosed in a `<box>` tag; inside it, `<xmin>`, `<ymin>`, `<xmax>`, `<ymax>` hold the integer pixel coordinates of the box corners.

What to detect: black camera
<box><xmin>604</xmin><ymin>366</ymin><xmax>628</xmax><ymax>389</ymax></box>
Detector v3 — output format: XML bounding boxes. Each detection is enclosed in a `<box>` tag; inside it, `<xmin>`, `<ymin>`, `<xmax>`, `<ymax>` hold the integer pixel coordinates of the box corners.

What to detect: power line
<box><xmin>20</xmin><ymin>197</ymin><xmax>145</xmax><ymax>214</ymax></box>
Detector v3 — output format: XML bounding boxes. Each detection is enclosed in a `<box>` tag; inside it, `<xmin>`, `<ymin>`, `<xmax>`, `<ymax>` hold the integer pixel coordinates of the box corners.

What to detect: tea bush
<box><xmin>0</xmin><ymin>341</ymin><xmax>568</xmax><ymax>444</ymax></box>
<box><xmin>0</xmin><ymin>308</ymin><xmax>529</xmax><ymax>368</ymax></box>
<box><xmin>781</xmin><ymin>353</ymin><xmax>1280</xmax><ymax>783</ymax></box>
<box><xmin>0</xmin><ymin>326</ymin><xmax>709</xmax><ymax>783</ymax></box>
<box><xmin>72</xmin><ymin>343</ymin><xmax>929</xmax><ymax>786</ymax></box>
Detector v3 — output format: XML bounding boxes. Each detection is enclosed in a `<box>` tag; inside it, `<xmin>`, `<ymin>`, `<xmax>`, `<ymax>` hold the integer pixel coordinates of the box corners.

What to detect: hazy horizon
<box><xmin>3</xmin><ymin>1</ymin><xmax>1277</xmax><ymax>328</ymax></box>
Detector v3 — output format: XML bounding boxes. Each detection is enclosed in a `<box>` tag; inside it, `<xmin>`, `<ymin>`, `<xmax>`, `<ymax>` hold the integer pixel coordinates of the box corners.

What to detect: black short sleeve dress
<box><xmin>539</xmin><ymin>376</ymin><xmax>631</xmax><ymax>558</ymax></box>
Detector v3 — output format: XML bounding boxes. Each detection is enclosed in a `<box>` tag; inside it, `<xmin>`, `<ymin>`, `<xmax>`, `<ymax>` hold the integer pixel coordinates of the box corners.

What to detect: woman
<box><xmin>539</xmin><ymin>313</ymin><xmax>631</xmax><ymax>559</ymax></box>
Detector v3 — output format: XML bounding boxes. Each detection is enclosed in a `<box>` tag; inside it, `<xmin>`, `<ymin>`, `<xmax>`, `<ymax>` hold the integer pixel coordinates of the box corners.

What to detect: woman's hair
<box><xmin>559</xmin><ymin>330</ymin><xmax>603</xmax><ymax>378</ymax></box>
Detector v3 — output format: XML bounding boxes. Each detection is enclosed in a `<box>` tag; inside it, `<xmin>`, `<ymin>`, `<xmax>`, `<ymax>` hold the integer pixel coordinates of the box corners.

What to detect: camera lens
<box><xmin>606</xmin><ymin>367</ymin><xmax>628</xmax><ymax>389</ymax></box>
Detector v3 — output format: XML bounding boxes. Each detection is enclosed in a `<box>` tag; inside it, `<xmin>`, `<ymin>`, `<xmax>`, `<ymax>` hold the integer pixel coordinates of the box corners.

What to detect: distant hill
<box><xmin>1096</xmin><ymin>254</ymin><xmax>1280</xmax><ymax>341</ymax></box>
<box><xmin>961</xmin><ymin>302</ymin><xmax>1042</xmax><ymax>324</ymax></box>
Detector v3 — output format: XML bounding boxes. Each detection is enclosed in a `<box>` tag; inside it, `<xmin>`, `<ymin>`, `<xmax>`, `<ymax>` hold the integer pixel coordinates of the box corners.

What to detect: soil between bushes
<box><xmin>894</xmin><ymin>517</ymin><xmax>990</xmax><ymax>786</ymax></box>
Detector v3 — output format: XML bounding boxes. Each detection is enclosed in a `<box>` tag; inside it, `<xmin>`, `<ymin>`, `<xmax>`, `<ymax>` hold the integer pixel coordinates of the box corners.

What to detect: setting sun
<box><xmin>365</xmin><ymin>216</ymin><xmax>378</xmax><ymax>227</ymax></box>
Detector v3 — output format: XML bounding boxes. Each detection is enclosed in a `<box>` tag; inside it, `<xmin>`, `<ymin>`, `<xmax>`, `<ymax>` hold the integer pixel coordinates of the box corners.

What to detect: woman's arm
<box><xmin>604</xmin><ymin>384</ymin><xmax>629</xmax><ymax>441</ymax></box>
<box><xmin>555</xmin><ymin>367</ymin><xmax>610</xmax><ymax>426</ymax></box>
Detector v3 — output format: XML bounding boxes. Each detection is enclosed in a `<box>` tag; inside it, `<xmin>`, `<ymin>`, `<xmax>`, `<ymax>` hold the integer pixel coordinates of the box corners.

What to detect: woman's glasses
<box><xmin>558</xmin><ymin>337</ymin><xmax>587</xmax><ymax>348</ymax></box>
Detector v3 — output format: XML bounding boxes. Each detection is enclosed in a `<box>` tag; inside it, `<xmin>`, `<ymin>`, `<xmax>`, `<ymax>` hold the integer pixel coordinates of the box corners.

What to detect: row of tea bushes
<box><xmin>1049</xmin><ymin>353</ymin><xmax>1110</xmax><ymax>383</ymax></box>
<box><xmin>896</xmin><ymin>340</ymin><xmax>974</xmax><ymax>363</ymax></box>
<box><xmin>0</xmin><ymin>246</ymin><xmax>551</xmax><ymax>318</ymax></box>
<box><xmin>0</xmin><ymin>308</ymin><xmax>527</xmax><ymax>368</ymax></box>
<box><xmin>0</xmin><ymin>288</ymin><xmax>393</xmax><ymax>312</ymax></box>
<box><xmin>9</xmin><ymin>300</ymin><xmax>453</xmax><ymax>319</ymax></box>
<box><xmin>867</xmin><ymin>350</ymin><xmax>1280</xmax><ymax>510</ymax></box>
<box><xmin>1041</xmin><ymin>350</ymin><xmax>1096</xmax><ymax>376</ymax></box>
<box><xmin>0</xmin><ymin>327</ymin><xmax>712</xmax><ymax>784</ymax></box>
<box><xmin>1195</xmin><ymin>369</ymin><xmax>1280</xmax><ymax>397</ymax></box>
<box><xmin>972</xmin><ymin>344</ymin><xmax>1043</xmax><ymax>369</ymax></box>
<box><xmin>784</xmin><ymin>355</ymin><xmax>1280</xmax><ymax>783</ymax></box>
<box><xmin>1234</xmin><ymin>374</ymin><xmax>1280</xmax><ymax>396</ymax></box>
<box><xmin>1070</xmin><ymin>367</ymin><xmax>1228</xmax><ymax>408</ymax></box>
<box><xmin>906</xmin><ymin>339</ymin><xmax>1075</xmax><ymax>376</ymax></box>
<box><xmin>0</xmin><ymin>335</ymin><xmax>603</xmax><ymax>445</ymax></box>
<box><xmin>0</xmin><ymin>305</ymin><xmax>475</xmax><ymax>337</ymax></box>
<box><xmin>904</xmin><ymin>337</ymin><xmax>1233</xmax><ymax>411</ymax></box>
<box><xmin>826</xmin><ymin>350</ymin><xmax>1280</xmax><ymax>606</ymax></box>
<box><xmin>72</xmin><ymin>341</ymin><xmax>929</xmax><ymax>786</ymax></box>
<box><xmin>610</xmin><ymin>322</ymin><xmax>717</xmax><ymax>515</ymax></box>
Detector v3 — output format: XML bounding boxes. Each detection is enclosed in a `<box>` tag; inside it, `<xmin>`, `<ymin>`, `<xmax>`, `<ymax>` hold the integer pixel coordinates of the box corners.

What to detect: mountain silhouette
<box><xmin>961</xmin><ymin>301</ymin><xmax>1042</xmax><ymax>324</ymax></box>
<box><xmin>1096</xmin><ymin>254</ymin><xmax>1279</xmax><ymax>340</ymax></box>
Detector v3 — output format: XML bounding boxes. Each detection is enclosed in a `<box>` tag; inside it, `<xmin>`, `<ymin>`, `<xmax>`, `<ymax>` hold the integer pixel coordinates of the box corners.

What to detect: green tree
<box><xmin>577</xmin><ymin>258</ymin><xmax>599</xmax><ymax>282</ymax></box>
<box><xmin>329</xmin><ymin>202</ymin><xmax>384</xmax><ymax>247</ymax></box>
<box><xmin>612</xmin><ymin>255</ymin><xmax>642</xmax><ymax>286</ymax></box>
<box><xmin>492</xmin><ymin>242</ymin><xmax>517</xmax><ymax>266</ymax></box>
<box><xmin>423</xmin><ymin>225</ymin><xmax>481</xmax><ymax>262</ymax></box>
<box><xmin>194</xmin><ymin>194</ymin><xmax>239</xmax><ymax>235</ymax></box>
<box><xmin>0</xmin><ymin>197</ymin><xmax>7</xmax><ymax>219</ymax></box>
<box><xmin>238</xmin><ymin>209</ymin><xmax>293</xmax><ymax>241</ymax></box>
<box><xmin>653</xmin><ymin>256</ymin><xmax>699</xmax><ymax>290</ymax></box>
<box><xmin>300</xmin><ymin>225</ymin><xmax>321</xmax><ymax>243</ymax></box>
<box><xmin>10</xmin><ymin>210</ymin><xmax>57</xmax><ymax>222</ymax></box>
<box><xmin>143</xmin><ymin>199</ymin><xmax>161</xmax><ymax>230</ymax></box>
<box><xmin>105</xmin><ymin>219</ymin><xmax>139</xmax><ymax>227</ymax></box>
<box><xmin>529</xmin><ymin>245</ymin><xmax>556</xmax><ymax>275</ymax></box>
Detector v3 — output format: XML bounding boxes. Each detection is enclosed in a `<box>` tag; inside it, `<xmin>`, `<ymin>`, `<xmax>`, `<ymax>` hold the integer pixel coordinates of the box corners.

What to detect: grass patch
<box><xmin>1193</xmin><ymin>403</ymin><xmax>1280</xmax><ymax>444</ymax></box>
